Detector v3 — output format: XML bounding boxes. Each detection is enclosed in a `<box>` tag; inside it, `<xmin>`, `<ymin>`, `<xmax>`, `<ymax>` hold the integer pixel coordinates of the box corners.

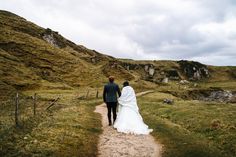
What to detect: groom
<box><xmin>103</xmin><ymin>76</ymin><xmax>121</xmax><ymax>126</ymax></box>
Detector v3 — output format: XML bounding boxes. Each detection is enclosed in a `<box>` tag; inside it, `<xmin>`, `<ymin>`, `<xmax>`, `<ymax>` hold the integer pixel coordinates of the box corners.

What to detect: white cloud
<box><xmin>1</xmin><ymin>0</ymin><xmax>236</xmax><ymax>65</ymax></box>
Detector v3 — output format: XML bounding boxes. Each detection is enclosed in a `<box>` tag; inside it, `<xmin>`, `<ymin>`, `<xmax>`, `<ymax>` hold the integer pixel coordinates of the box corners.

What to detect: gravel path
<box><xmin>95</xmin><ymin>91</ymin><xmax>162</xmax><ymax>157</ymax></box>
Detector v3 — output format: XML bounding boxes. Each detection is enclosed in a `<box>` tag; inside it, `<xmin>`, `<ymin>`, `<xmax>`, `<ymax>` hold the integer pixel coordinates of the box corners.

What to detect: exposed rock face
<box><xmin>189</xmin><ymin>89</ymin><xmax>236</xmax><ymax>103</ymax></box>
<box><xmin>42</xmin><ymin>34</ymin><xmax>59</xmax><ymax>48</ymax></box>
<box><xmin>178</xmin><ymin>60</ymin><xmax>210</xmax><ymax>80</ymax></box>
<box><xmin>207</xmin><ymin>90</ymin><xmax>233</xmax><ymax>102</ymax></box>
<box><xmin>166</xmin><ymin>69</ymin><xmax>180</xmax><ymax>80</ymax></box>
<box><xmin>42</xmin><ymin>28</ymin><xmax>59</xmax><ymax>48</ymax></box>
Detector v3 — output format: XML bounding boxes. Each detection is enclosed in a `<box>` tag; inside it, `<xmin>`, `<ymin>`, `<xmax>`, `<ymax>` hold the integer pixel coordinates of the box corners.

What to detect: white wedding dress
<box><xmin>113</xmin><ymin>86</ymin><xmax>153</xmax><ymax>135</ymax></box>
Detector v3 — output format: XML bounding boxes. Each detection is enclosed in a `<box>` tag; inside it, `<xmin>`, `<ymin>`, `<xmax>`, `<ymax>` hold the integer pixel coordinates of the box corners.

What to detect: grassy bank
<box><xmin>0</xmin><ymin>90</ymin><xmax>103</xmax><ymax>157</ymax></box>
<box><xmin>138</xmin><ymin>92</ymin><xmax>236</xmax><ymax>157</ymax></box>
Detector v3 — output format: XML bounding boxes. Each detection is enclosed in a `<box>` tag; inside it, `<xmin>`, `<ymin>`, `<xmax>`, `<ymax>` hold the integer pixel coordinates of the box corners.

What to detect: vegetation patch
<box><xmin>138</xmin><ymin>91</ymin><xmax>236</xmax><ymax>157</ymax></box>
<box><xmin>0</xmin><ymin>90</ymin><xmax>103</xmax><ymax>157</ymax></box>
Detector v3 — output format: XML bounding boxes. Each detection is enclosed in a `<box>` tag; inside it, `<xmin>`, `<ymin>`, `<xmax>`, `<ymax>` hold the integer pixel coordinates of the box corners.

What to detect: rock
<box><xmin>42</xmin><ymin>34</ymin><xmax>59</xmax><ymax>48</ymax></box>
<box><xmin>162</xmin><ymin>77</ymin><xmax>169</xmax><ymax>83</ymax></box>
<box><xmin>229</xmin><ymin>96</ymin><xmax>236</xmax><ymax>103</ymax></box>
<box><xmin>144</xmin><ymin>65</ymin><xmax>149</xmax><ymax>72</ymax></box>
<box><xmin>24</xmin><ymin>136</ymin><xmax>28</xmax><ymax>140</ymax></box>
<box><xmin>149</xmin><ymin>67</ymin><xmax>155</xmax><ymax>76</ymax></box>
<box><xmin>163</xmin><ymin>99</ymin><xmax>174</xmax><ymax>104</ymax></box>
<box><xmin>208</xmin><ymin>90</ymin><xmax>233</xmax><ymax>102</ymax></box>
<box><xmin>193</xmin><ymin>71</ymin><xmax>201</xmax><ymax>80</ymax></box>
<box><xmin>180</xmin><ymin>80</ymin><xmax>189</xmax><ymax>84</ymax></box>
<box><xmin>91</xmin><ymin>58</ymin><xmax>96</xmax><ymax>63</ymax></box>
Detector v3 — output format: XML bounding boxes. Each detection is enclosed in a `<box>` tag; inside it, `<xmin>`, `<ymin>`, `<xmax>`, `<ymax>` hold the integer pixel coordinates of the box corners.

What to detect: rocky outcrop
<box><xmin>178</xmin><ymin>60</ymin><xmax>209</xmax><ymax>80</ymax></box>
<box><xmin>188</xmin><ymin>89</ymin><xmax>236</xmax><ymax>103</ymax></box>
<box><xmin>165</xmin><ymin>69</ymin><xmax>181</xmax><ymax>80</ymax></box>
<box><xmin>42</xmin><ymin>28</ymin><xmax>60</xmax><ymax>48</ymax></box>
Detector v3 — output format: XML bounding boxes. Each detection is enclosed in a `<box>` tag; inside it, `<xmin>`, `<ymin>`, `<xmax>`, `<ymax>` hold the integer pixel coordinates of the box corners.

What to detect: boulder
<box><xmin>149</xmin><ymin>67</ymin><xmax>155</xmax><ymax>76</ymax></box>
<box><xmin>162</xmin><ymin>77</ymin><xmax>169</xmax><ymax>83</ymax></box>
<box><xmin>163</xmin><ymin>99</ymin><xmax>174</xmax><ymax>104</ymax></box>
<box><xmin>180</xmin><ymin>80</ymin><xmax>190</xmax><ymax>84</ymax></box>
<box><xmin>144</xmin><ymin>65</ymin><xmax>149</xmax><ymax>72</ymax></box>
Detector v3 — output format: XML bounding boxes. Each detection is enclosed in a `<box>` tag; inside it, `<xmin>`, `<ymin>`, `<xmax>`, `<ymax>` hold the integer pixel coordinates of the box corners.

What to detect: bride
<box><xmin>113</xmin><ymin>81</ymin><xmax>153</xmax><ymax>135</ymax></box>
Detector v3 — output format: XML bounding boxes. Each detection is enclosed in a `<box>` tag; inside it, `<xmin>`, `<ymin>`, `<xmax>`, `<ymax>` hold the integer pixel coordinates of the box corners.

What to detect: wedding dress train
<box><xmin>113</xmin><ymin>86</ymin><xmax>152</xmax><ymax>135</ymax></box>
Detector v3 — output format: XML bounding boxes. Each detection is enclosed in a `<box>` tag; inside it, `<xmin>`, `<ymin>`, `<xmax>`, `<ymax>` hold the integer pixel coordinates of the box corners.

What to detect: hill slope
<box><xmin>0</xmin><ymin>10</ymin><xmax>235</xmax><ymax>99</ymax></box>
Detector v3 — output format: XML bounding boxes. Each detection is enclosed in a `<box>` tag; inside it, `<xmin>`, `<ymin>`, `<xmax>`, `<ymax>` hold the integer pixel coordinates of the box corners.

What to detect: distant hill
<box><xmin>0</xmin><ymin>10</ymin><xmax>235</xmax><ymax>99</ymax></box>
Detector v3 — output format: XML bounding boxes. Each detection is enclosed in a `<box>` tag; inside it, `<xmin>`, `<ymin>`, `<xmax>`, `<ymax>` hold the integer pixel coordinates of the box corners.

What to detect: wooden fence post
<box><xmin>86</xmin><ymin>90</ymin><xmax>89</xmax><ymax>99</ymax></box>
<box><xmin>96</xmin><ymin>89</ymin><xmax>99</xmax><ymax>98</ymax></box>
<box><xmin>33</xmin><ymin>93</ymin><xmax>36</xmax><ymax>116</ymax></box>
<box><xmin>15</xmin><ymin>92</ymin><xmax>19</xmax><ymax>126</ymax></box>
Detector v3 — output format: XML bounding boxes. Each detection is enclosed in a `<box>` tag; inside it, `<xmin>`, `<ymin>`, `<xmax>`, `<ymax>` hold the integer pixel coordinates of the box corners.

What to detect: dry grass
<box><xmin>0</xmin><ymin>89</ymin><xmax>103</xmax><ymax>157</ymax></box>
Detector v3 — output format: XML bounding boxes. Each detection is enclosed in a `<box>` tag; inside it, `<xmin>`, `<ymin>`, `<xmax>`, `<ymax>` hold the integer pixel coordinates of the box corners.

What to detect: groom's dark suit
<box><xmin>103</xmin><ymin>82</ymin><xmax>121</xmax><ymax>125</ymax></box>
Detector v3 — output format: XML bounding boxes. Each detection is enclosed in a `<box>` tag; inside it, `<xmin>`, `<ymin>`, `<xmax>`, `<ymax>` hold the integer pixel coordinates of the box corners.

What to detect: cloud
<box><xmin>1</xmin><ymin>0</ymin><xmax>236</xmax><ymax>65</ymax></box>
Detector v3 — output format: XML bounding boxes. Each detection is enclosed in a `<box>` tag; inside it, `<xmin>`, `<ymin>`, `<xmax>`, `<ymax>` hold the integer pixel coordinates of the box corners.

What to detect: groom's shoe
<box><xmin>109</xmin><ymin>122</ymin><xmax>112</xmax><ymax>126</ymax></box>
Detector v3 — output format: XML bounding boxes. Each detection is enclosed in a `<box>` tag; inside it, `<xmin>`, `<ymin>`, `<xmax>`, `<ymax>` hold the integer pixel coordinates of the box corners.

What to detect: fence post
<box><xmin>96</xmin><ymin>89</ymin><xmax>99</xmax><ymax>98</ymax></box>
<box><xmin>15</xmin><ymin>92</ymin><xmax>19</xmax><ymax>127</ymax></box>
<box><xmin>33</xmin><ymin>93</ymin><xmax>36</xmax><ymax>116</ymax></box>
<box><xmin>86</xmin><ymin>90</ymin><xmax>89</xmax><ymax>99</ymax></box>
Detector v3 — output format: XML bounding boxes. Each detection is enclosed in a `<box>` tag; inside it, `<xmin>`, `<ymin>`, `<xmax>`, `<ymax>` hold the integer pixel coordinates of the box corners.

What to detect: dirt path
<box><xmin>95</xmin><ymin>91</ymin><xmax>162</xmax><ymax>157</ymax></box>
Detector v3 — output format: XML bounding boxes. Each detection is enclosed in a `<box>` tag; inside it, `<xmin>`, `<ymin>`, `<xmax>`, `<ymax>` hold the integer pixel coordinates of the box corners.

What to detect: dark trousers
<box><xmin>106</xmin><ymin>102</ymin><xmax>117</xmax><ymax>124</ymax></box>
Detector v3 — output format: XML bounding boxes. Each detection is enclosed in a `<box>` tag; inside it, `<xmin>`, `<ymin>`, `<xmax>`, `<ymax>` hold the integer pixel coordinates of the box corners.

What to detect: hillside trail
<box><xmin>94</xmin><ymin>91</ymin><xmax>162</xmax><ymax>157</ymax></box>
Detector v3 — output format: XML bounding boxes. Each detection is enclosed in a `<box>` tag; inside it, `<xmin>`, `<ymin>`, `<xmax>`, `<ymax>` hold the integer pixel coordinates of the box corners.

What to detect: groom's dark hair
<box><xmin>109</xmin><ymin>76</ymin><xmax>115</xmax><ymax>82</ymax></box>
<box><xmin>123</xmin><ymin>81</ymin><xmax>129</xmax><ymax>87</ymax></box>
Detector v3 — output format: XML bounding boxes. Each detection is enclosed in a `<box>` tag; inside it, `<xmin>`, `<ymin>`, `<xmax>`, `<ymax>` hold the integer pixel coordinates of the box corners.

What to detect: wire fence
<box><xmin>0</xmin><ymin>93</ymin><xmax>52</xmax><ymax>129</ymax></box>
<box><xmin>0</xmin><ymin>89</ymin><xmax>102</xmax><ymax>130</ymax></box>
<box><xmin>76</xmin><ymin>89</ymin><xmax>101</xmax><ymax>100</ymax></box>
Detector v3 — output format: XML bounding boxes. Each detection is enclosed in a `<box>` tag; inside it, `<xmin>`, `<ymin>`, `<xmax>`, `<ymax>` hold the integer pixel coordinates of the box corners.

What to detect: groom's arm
<box><xmin>117</xmin><ymin>85</ymin><xmax>121</xmax><ymax>97</ymax></box>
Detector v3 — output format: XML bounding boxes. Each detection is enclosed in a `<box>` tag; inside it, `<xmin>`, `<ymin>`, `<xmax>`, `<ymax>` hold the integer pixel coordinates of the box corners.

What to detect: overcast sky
<box><xmin>1</xmin><ymin>0</ymin><xmax>236</xmax><ymax>65</ymax></box>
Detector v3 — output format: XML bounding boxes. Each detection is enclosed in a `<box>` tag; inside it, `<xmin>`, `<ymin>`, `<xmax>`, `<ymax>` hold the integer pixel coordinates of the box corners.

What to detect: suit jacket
<box><xmin>103</xmin><ymin>82</ymin><xmax>121</xmax><ymax>103</ymax></box>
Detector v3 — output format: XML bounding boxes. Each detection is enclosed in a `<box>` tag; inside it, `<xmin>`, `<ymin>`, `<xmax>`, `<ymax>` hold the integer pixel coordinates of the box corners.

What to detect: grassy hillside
<box><xmin>138</xmin><ymin>91</ymin><xmax>236</xmax><ymax>157</ymax></box>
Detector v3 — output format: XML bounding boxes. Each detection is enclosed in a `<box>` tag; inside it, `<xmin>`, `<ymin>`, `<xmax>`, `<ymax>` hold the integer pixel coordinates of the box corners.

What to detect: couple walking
<box><xmin>103</xmin><ymin>76</ymin><xmax>152</xmax><ymax>135</ymax></box>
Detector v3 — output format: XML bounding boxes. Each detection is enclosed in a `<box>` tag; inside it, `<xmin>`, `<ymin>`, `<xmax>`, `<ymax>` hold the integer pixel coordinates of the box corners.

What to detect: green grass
<box><xmin>0</xmin><ymin>90</ymin><xmax>103</xmax><ymax>157</ymax></box>
<box><xmin>138</xmin><ymin>92</ymin><xmax>236</xmax><ymax>157</ymax></box>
